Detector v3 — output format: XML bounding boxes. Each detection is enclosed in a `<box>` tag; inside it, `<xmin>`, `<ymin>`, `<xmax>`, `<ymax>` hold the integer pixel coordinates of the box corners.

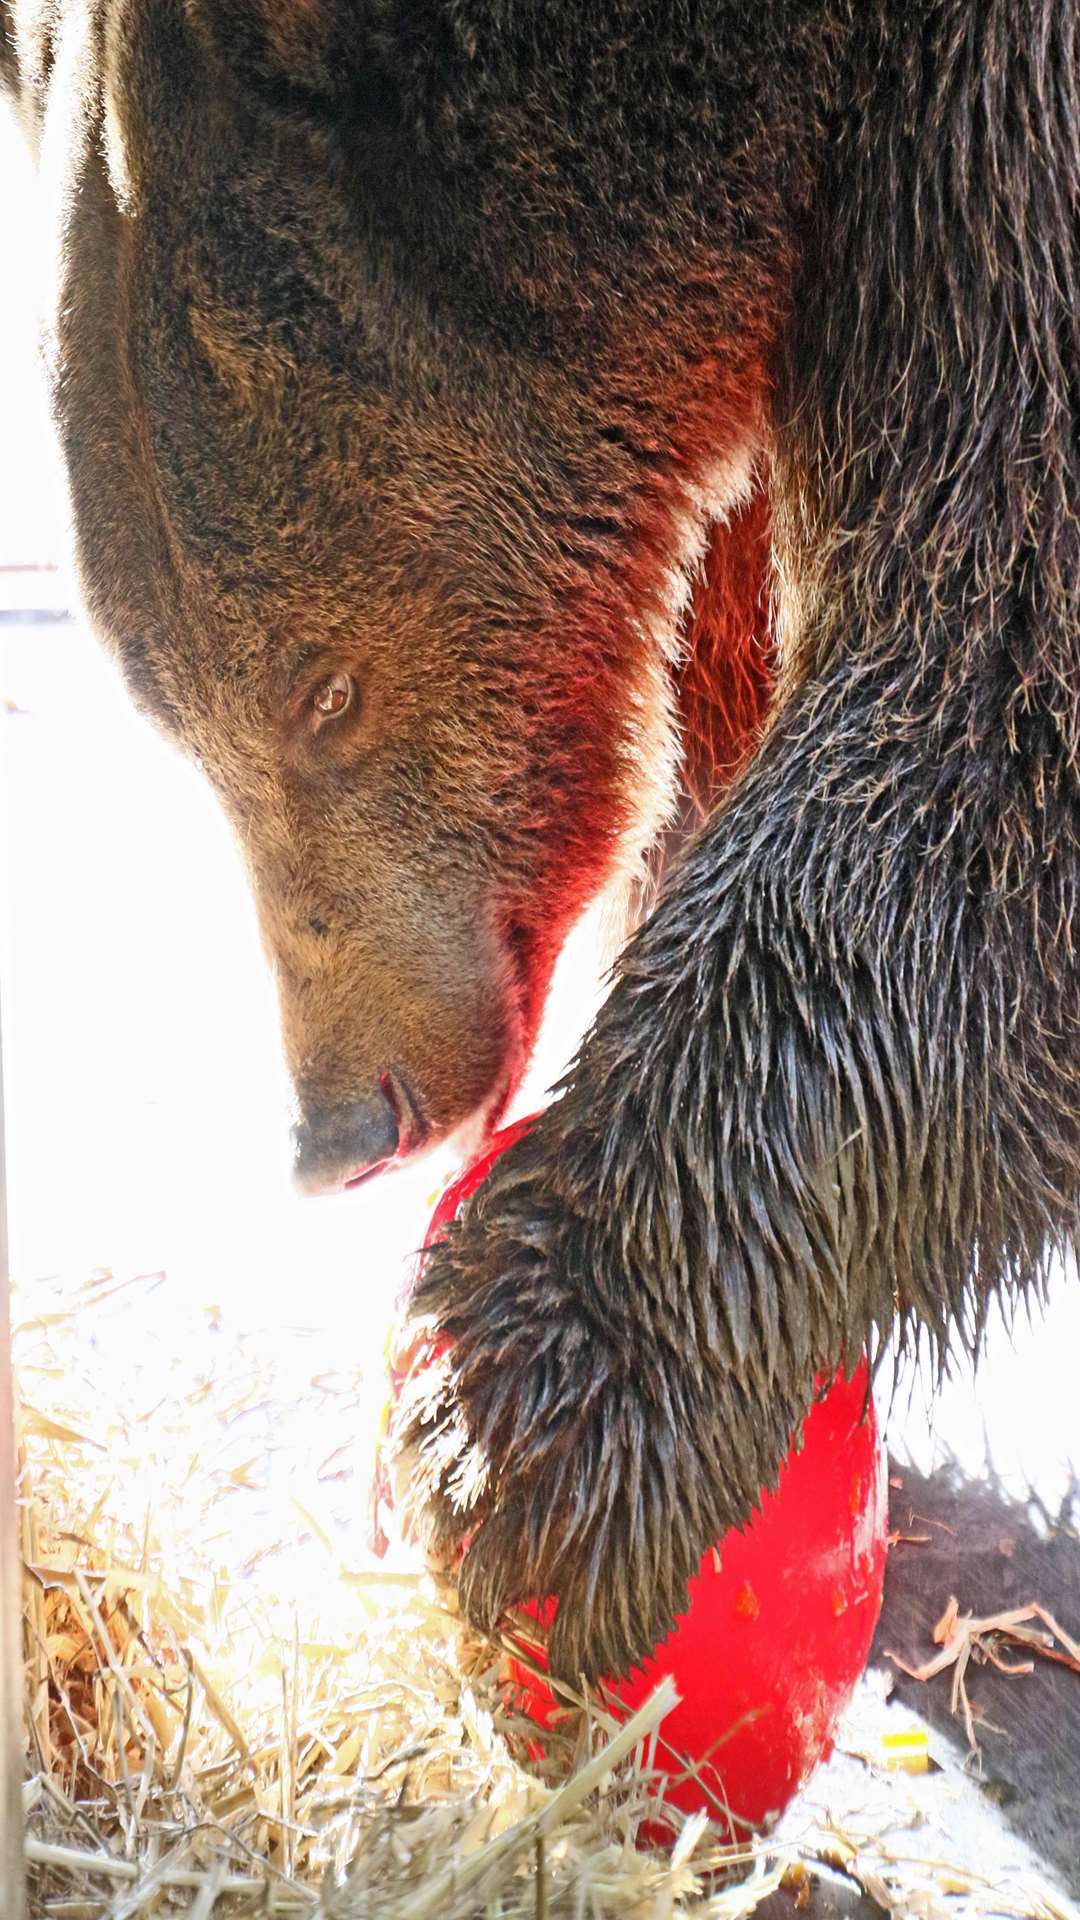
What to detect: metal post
<box><xmin>0</xmin><ymin>1008</ymin><xmax>26</xmax><ymax>1913</ymax></box>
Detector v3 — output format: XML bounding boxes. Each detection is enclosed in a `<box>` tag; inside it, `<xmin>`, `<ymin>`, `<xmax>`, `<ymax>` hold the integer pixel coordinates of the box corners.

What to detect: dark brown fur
<box><xmin>4</xmin><ymin>0</ymin><xmax>1079</xmax><ymax>1680</ymax></box>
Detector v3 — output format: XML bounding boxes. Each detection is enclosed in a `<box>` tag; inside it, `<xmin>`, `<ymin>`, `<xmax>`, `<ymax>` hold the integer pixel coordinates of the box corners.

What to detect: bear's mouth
<box><xmin>329</xmin><ymin>919</ymin><xmax>540</xmax><ymax>1192</ymax></box>
<box><xmin>382</xmin><ymin>1068</ymin><xmax>430</xmax><ymax>1162</ymax></box>
<box><xmin>342</xmin><ymin>1070</ymin><xmax>430</xmax><ymax>1189</ymax></box>
<box><xmin>340</xmin><ymin>1065</ymin><xmax>516</xmax><ymax>1191</ymax></box>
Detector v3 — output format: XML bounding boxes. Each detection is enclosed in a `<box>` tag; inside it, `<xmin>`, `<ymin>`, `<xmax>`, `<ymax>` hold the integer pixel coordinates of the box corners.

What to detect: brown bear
<box><xmin>3</xmin><ymin>0</ymin><xmax>1079</xmax><ymax>1682</ymax></box>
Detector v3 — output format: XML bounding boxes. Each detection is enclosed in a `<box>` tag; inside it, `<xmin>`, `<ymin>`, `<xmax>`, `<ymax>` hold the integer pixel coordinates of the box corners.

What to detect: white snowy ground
<box><xmin>2</xmin><ymin>107</ymin><xmax>1078</xmax><ymax>1913</ymax></box>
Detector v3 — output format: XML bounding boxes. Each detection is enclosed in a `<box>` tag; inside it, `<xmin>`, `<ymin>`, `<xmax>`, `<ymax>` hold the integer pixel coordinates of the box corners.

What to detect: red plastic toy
<box><xmin>387</xmin><ymin>1115</ymin><xmax>889</xmax><ymax>1840</ymax></box>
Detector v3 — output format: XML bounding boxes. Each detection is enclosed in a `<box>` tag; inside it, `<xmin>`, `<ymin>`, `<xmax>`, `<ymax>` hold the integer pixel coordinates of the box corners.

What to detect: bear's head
<box><xmin>43</xmin><ymin>0</ymin><xmax>771</xmax><ymax>1185</ymax></box>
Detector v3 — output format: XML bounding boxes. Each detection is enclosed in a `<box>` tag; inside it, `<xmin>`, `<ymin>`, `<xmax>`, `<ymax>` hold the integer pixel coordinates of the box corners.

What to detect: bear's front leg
<box><xmin>396</xmin><ymin>732</ymin><xmax>893</xmax><ymax>1682</ymax></box>
<box><xmin>398</xmin><ymin>1067</ymin><xmax>818</xmax><ymax>1684</ymax></box>
<box><xmin>400</xmin><ymin>621</ymin><xmax>1079</xmax><ymax>1682</ymax></box>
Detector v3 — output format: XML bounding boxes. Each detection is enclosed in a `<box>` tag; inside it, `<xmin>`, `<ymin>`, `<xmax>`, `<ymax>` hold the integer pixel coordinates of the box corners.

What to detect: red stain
<box><xmin>676</xmin><ymin>487</ymin><xmax>775</xmax><ymax>817</ymax></box>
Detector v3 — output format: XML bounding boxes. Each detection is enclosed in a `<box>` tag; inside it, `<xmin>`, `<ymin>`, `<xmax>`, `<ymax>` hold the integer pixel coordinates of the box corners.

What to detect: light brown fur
<box><xmin>1</xmin><ymin>0</ymin><xmax>781</xmax><ymax>1158</ymax></box>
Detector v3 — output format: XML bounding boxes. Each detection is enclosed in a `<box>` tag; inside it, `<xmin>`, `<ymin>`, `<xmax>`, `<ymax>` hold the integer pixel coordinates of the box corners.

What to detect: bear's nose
<box><xmin>292</xmin><ymin>1087</ymin><xmax>400</xmax><ymax>1194</ymax></box>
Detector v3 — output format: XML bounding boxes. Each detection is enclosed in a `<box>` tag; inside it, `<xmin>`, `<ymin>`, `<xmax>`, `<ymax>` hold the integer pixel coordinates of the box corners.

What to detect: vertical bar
<box><xmin>1</xmin><ymin>57</ymin><xmax>33</xmax><ymax>1915</ymax></box>
<box><xmin>0</xmin><ymin>1005</ymin><xmax>26</xmax><ymax>1912</ymax></box>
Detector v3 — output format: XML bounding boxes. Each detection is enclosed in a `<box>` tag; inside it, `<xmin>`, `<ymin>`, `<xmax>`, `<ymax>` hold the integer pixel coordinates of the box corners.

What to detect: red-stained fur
<box><xmin>677</xmin><ymin>488</ymin><xmax>775</xmax><ymax>821</ymax></box>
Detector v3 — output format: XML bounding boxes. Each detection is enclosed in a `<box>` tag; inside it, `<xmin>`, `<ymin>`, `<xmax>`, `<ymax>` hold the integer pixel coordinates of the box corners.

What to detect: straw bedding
<box><xmin>12</xmin><ymin>1266</ymin><xmax>1076</xmax><ymax>1917</ymax></box>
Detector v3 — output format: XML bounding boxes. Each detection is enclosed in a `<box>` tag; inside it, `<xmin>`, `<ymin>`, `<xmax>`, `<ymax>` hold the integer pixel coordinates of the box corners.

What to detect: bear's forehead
<box><xmin>133</xmin><ymin>312</ymin><xmax>388</xmax><ymax>563</ymax></box>
<box><xmin>121</xmin><ymin>157</ymin><xmax>407</xmax><ymax>533</ymax></box>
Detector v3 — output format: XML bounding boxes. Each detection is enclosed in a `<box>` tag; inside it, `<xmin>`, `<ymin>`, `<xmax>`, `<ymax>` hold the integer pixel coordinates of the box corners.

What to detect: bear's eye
<box><xmin>312</xmin><ymin>672</ymin><xmax>354</xmax><ymax>721</ymax></box>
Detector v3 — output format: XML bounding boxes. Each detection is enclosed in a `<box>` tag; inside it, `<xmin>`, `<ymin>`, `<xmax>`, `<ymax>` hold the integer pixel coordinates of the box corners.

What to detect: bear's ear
<box><xmin>184</xmin><ymin>0</ymin><xmax>453</xmax><ymax>106</ymax></box>
<box><xmin>187</xmin><ymin>0</ymin><xmax>396</xmax><ymax>101</ymax></box>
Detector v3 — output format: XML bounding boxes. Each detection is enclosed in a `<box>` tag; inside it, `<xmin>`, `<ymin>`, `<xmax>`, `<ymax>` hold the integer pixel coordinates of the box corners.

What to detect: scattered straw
<box><xmin>887</xmin><ymin>1594</ymin><xmax>1080</xmax><ymax>1757</ymax></box>
<box><xmin>12</xmin><ymin>1265</ymin><xmax>1077</xmax><ymax>1915</ymax></box>
<box><xmin>12</xmin><ymin>1268</ymin><xmax>782</xmax><ymax>1915</ymax></box>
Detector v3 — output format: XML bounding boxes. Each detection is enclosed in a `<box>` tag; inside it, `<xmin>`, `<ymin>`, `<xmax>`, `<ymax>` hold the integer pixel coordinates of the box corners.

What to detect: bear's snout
<box><xmin>291</xmin><ymin>1080</ymin><xmax>406</xmax><ymax>1194</ymax></box>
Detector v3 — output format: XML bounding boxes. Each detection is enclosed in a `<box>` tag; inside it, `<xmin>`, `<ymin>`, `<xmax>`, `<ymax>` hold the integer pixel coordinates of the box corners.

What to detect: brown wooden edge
<box><xmin>0</xmin><ymin>1015</ymin><xmax>27</xmax><ymax>1913</ymax></box>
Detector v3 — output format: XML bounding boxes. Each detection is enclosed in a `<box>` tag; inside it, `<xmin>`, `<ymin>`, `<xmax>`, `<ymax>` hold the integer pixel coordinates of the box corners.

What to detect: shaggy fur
<box><xmin>4</xmin><ymin>0</ymin><xmax>1080</xmax><ymax>1680</ymax></box>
